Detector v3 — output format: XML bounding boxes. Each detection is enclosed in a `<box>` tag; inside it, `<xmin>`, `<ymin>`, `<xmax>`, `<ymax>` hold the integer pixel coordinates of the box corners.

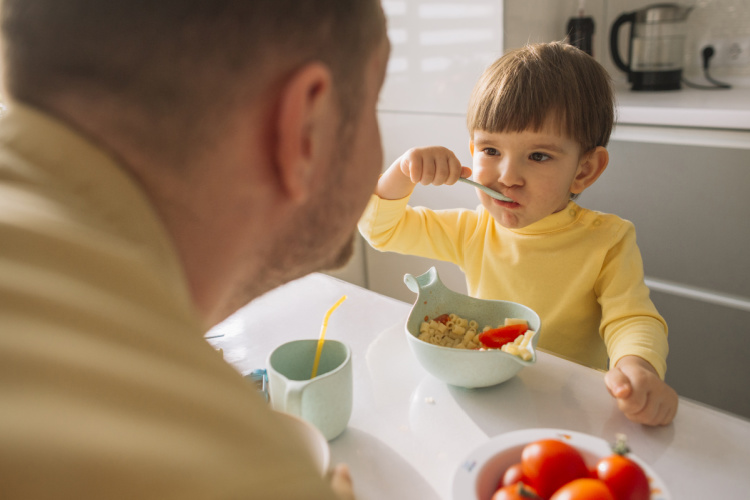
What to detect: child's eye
<box><xmin>482</xmin><ymin>147</ymin><xmax>500</xmax><ymax>156</ymax></box>
<box><xmin>530</xmin><ymin>152</ymin><xmax>551</xmax><ymax>162</ymax></box>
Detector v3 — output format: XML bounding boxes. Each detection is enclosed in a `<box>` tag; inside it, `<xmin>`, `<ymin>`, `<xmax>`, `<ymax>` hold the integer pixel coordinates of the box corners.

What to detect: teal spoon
<box><xmin>458</xmin><ymin>177</ymin><xmax>513</xmax><ymax>202</ymax></box>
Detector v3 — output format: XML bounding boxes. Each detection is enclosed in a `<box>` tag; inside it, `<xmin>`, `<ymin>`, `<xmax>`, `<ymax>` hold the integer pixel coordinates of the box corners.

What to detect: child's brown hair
<box><xmin>467</xmin><ymin>42</ymin><xmax>614</xmax><ymax>154</ymax></box>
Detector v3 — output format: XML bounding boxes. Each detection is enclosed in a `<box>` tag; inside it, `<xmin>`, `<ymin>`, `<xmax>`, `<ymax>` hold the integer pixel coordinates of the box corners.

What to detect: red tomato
<box><xmin>478</xmin><ymin>324</ymin><xmax>528</xmax><ymax>348</ymax></box>
<box><xmin>550</xmin><ymin>478</ymin><xmax>615</xmax><ymax>500</ymax></box>
<box><xmin>595</xmin><ymin>454</ymin><xmax>650</xmax><ymax>500</ymax></box>
<box><xmin>521</xmin><ymin>439</ymin><xmax>589</xmax><ymax>499</ymax></box>
<box><xmin>493</xmin><ymin>482</ymin><xmax>541</xmax><ymax>500</ymax></box>
<box><xmin>502</xmin><ymin>462</ymin><xmax>527</xmax><ymax>487</ymax></box>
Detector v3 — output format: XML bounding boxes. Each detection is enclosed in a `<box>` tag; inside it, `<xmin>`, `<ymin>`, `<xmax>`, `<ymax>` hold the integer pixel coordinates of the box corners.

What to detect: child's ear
<box><xmin>570</xmin><ymin>146</ymin><xmax>608</xmax><ymax>195</ymax></box>
<box><xmin>469</xmin><ymin>141</ymin><xmax>474</xmax><ymax>156</ymax></box>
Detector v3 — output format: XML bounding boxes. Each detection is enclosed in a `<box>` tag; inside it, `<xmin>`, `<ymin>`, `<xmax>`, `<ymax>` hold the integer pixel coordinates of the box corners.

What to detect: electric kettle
<box><xmin>610</xmin><ymin>3</ymin><xmax>693</xmax><ymax>91</ymax></box>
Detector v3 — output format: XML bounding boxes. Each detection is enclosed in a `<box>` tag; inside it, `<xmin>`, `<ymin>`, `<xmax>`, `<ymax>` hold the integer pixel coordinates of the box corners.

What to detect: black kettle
<box><xmin>610</xmin><ymin>3</ymin><xmax>693</xmax><ymax>91</ymax></box>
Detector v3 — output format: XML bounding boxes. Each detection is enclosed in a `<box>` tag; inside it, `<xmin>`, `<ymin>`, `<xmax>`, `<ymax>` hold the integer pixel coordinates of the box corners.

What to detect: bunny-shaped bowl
<box><xmin>404</xmin><ymin>267</ymin><xmax>541</xmax><ymax>388</ymax></box>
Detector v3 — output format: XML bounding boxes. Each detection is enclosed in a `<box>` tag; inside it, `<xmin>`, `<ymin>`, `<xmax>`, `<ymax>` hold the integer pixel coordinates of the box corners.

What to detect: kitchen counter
<box><xmin>612</xmin><ymin>80</ymin><xmax>750</xmax><ymax>149</ymax></box>
<box><xmin>615</xmin><ymin>79</ymin><xmax>750</xmax><ymax>130</ymax></box>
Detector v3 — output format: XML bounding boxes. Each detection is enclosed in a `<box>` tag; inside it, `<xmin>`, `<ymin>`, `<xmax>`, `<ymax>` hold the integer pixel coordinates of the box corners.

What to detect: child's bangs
<box><xmin>469</xmin><ymin>72</ymin><xmax>569</xmax><ymax>138</ymax></box>
<box><xmin>466</xmin><ymin>43</ymin><xmax>614</xmax><ymax>151</ymax></box>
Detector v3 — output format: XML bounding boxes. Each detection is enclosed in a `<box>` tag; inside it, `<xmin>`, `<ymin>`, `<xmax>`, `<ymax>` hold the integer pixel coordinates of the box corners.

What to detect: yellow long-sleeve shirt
<box><xmin>359</xmin><ymin>195</ymin><xmax>668</xmax><ymax>378</ymax></box>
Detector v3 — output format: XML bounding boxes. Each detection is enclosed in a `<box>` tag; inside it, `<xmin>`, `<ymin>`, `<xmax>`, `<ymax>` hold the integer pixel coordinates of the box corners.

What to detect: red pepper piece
<box><xmin>433</xmin><ymin>314</ymin><xmax>451</xmax><ymax>325</ymax></box>
<box><xmin>478</xmin><ymin>324</ymin><xmax>528</xmax><ymax>348</ymax></box>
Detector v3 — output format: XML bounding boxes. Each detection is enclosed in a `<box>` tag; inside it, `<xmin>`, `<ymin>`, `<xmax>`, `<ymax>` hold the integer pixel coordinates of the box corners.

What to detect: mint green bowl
<box><xmin>404</xmin><ymin>267</ymin><xmax>542</xmax><ymax>388</ymax></box>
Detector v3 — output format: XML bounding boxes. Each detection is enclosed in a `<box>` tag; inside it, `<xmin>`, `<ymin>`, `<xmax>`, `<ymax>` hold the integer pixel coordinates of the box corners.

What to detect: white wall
<box><xmin>378</xmin><ymin>0</ymin><xmax>504</xmax><ymax>115</ymax></box>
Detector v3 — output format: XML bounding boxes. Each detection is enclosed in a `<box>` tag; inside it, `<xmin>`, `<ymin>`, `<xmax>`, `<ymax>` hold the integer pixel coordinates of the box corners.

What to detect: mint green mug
<box><xmin>266</xmin><ymin>339</ymin><xmax>352</xmax><ymax>441</ymax></box>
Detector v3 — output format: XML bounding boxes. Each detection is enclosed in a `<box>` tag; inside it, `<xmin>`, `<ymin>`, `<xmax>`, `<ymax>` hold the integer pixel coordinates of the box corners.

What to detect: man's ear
<box><xmin>570</xmin><ymin>146</ymin><xmax>608</xmax><ymax>195</ymax></box>
<box><xmin>274</xmin><ymin>62</ymin><xmax>333</xmax><ymax>202</ymax></box>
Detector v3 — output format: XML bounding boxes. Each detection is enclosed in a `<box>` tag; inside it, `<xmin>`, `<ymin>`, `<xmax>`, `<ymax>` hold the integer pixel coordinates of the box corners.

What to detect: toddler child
<box><xmin>359</xmin><ymin>42</ymin><xmax>678</xmax><ymax>426</ymax></box>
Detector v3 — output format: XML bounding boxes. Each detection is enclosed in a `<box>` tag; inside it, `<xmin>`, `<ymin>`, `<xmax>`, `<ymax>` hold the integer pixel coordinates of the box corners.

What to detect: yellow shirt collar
<box><xmin>504</xmin><ymin>201</ymin><xmax>583</xmax><ymax>235</ymax></box>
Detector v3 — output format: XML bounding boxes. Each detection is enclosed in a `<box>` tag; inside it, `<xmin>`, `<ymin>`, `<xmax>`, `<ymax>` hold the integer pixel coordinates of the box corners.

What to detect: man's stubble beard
<box><xmin>236</xmin><ymin>159</ymin><xmax>361</xmax><ymax>311</ymax></box>
<box><xmin>224</xmin><ymin>99</ymin><xmax>375</xmax><ymax>318</ymax></box>
<box><xmin>321</xmin><ymin>231</ymin><xmax>356</xmax><ymax>271</ymax></box>
<box><xmin>264</xmin><ymin>111</ymin><xmax>366</xmax><ymax>280</ymax></box>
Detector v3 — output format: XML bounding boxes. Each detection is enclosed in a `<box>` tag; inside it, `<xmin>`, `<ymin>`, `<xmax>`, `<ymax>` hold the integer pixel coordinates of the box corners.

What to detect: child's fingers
<box><xmin>660</xmin><ymin>393</ymin><xmax>678</xmax><ymax>425</ymax></box>
<box><xmin>430</xmin><ymin>154</ymin><xmax>454</xmax><ymax>185</ymax></box>
<box><xmin>633</xmin><ymin>384</ymin><xmax>678</xmax><ymax>426</ymax></box>
<box><xmin>618</xmin><ymin>395</ymin><xmax>651</xmax><ymax>424</ymax></box>
<box><xmin>610</xmin><ymin>366</ymin><xmax>649</xmax><ymax>417</ymax></box>
<box><xmin>442</xmin><ymin>155</ymin><xmax>467</xmax><ymax>185</ymax></box>
<box><xmin>625</xmin><ymin>395</ymin><xmax>667</xmax><ymax>426</ymax></box>
<box><xmin>400</xmin><ymin>149</ymin><xmax>435</xmax><ymax>185</ymax></box>
<box><xmin>418</xmin><ymin>149</ymin><xmax>454</xmax><ymax>185</ymax></box>
<box><xmin>420</xmin><ymin>156</ymin><xmax>439</xmax><ymax>185</ymax></box>
<box><xmin>399</xmin><ymin>154</ymin><xmax>424</xmax><ymax>184</ymax></box>
<box><xmin>402</xmin><ymin>147</ymin><xmax>468</xmax><ymax>186</ymax></box>
<box><xmin>604</xmin><ymin>365</ymin><xmax>632</xmax><ymax>399</ymax></box>
<box><xmin>606</xmin><ymin>369</ymin><xmax>651</xmax><ymax>419</ymax></box>
<box><xmin>645</xmin><ymin>400</ymin><xmax>669</xmax><ymax>426</ymax></box>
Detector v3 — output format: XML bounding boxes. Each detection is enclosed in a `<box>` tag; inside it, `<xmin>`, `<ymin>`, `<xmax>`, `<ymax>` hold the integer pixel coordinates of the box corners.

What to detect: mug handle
<box><xmin>610</xmin><ymin>12</ymin><xmax>635</xmax><ymax>74</ymax></box>
<box><xmin>284</xmin><ymin>381</ymin><xmax>304</xmax><ymax>417</ymax></box>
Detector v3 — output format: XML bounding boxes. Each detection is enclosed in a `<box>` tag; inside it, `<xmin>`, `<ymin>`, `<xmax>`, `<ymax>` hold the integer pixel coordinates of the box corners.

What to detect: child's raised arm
<box><xmin>375</xmin><ymin>146</ymin><xmax>472</xmax><ymax>200</ymax></box>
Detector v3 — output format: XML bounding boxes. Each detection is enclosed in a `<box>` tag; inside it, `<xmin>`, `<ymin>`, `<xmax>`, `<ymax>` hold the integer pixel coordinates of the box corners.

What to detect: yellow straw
<box><xmin>311</xmin><ymin>295</ymin><xmax>347</xmax><ymax>379</ymax></box>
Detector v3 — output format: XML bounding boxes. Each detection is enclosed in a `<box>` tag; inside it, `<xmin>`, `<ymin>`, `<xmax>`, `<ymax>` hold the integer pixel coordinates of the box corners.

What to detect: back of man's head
<box><xmin>1</xmin><ymin>0</ymin><xmax>384</xmax><ymax>162</ymax></box>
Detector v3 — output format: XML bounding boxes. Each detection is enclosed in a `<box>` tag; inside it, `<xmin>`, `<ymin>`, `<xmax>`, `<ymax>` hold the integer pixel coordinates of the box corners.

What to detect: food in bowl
<box><xmin>404</xmin><ymin>267</ymin><xmax>542</xmax><ymax>388</ymax></box>
<box><xmin>419</xmin><ymin>314</ymin><xmax>536</xmax><ymax>361</ymax></box>
<box><xmin>453</xmin><ymin>429</ymin><xmax>670</xmax><ymax>500</ymax></box>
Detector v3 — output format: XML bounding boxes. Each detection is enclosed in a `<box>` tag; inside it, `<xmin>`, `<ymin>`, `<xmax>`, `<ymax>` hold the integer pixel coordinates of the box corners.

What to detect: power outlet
<box><xmin>697</xmin><ymin>37</ymin><xmax>750</xmax><ymax>69</ymax></box>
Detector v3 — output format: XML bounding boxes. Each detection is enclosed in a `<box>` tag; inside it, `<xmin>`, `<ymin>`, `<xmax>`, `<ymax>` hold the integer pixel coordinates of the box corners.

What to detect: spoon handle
<box><xmin>457</xmin><ymin>177</ymin><xmax>513</xmax><ymax>202</ymax></box>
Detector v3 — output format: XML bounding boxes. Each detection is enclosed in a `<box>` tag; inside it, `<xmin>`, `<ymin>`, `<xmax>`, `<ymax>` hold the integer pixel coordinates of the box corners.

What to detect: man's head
<box><xmin>466</xmin><ymin>42</ymin><xmax>614</xmax><ymax>154</ymax></box>
<box><xmin>2</xmin><ymin>0</ymin><xmax>390</xmax><ymax>325</ymax></box>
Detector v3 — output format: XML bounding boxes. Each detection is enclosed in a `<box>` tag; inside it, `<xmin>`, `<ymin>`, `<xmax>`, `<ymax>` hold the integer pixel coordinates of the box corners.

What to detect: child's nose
<box><xmin>497</xmin><ymin>157</ymin><xmax>522</xmax><ymax>186</ymax></box>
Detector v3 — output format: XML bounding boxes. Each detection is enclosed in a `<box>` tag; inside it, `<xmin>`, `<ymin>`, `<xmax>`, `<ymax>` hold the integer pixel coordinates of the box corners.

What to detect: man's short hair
<box><xmin>2</xmin><ymin>0</ymin><xmax>384</xmax><ymax>158</ymax></box>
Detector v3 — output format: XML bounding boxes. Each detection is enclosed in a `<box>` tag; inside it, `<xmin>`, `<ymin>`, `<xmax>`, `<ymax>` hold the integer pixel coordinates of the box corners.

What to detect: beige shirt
<box><xmin>0</xmin><ymin>102</ymin><xmax>336</xmax><ymax>499</ymax></box>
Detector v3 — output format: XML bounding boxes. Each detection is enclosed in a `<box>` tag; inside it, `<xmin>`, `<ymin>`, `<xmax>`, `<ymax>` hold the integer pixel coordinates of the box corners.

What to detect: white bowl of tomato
<box><xmin>404</xmin><ymin>267</ymin><xmax>541</xmax><ymax>388</ymax></box>
<box><xmin>452</xmin><ymin>428</ymin><xmax>670</xmax><ymax>500</ymax></box>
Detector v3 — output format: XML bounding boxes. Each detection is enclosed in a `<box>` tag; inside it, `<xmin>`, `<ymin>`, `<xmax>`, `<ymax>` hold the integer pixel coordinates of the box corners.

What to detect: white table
<box><xmin>207</xmin><ymin>273</ymin><xmax>750</xmax><ymax>499</ymax></box>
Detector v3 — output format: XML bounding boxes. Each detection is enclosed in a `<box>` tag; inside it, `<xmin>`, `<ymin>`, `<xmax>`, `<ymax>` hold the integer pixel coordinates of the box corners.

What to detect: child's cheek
<box><xmin>472</xmin><ymin>164</ymin><xmax>494</xmax><ymax>185</ymax></box>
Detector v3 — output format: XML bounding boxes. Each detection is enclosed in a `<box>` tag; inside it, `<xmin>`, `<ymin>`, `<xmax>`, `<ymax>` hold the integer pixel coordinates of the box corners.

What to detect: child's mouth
<box><xmin>493</xmin><ymin>198</ymin><xmax>519</xmax><ymax>208</ymax></box>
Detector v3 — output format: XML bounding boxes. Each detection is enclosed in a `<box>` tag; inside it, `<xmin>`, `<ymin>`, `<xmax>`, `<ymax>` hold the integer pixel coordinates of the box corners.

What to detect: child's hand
<box><xmin>376</xmin><ymin>146</ymin><xmax>472</xmax><ymax>200</ymax></box>
<box><xmin>604</xmin><ymin>355</ymin><xmax>678</xmax><ymax>426</ymax></box>
<box><xmin>396</xmin><ymin>146</ymin><xmax>470</xmax><ymax>186</ymax></box>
